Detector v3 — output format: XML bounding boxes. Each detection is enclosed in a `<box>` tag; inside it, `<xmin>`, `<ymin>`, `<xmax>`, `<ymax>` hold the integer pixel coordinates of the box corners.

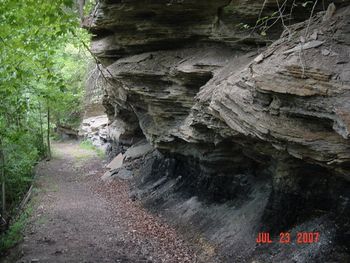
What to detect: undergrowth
<box><xmin>0</xmin><ymin>205</ymin><xmax>33</xmax><ymax>253</ymax></box>
<box><xmin>80</xmin><ymin>140</ymin><xmax>105</xmax><ymax>158</ymax></box>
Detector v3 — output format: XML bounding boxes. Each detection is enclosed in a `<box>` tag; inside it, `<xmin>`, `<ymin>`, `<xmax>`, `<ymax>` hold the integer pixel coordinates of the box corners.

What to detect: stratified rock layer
<box><xmin>86</xmin><ymin>1</ymin><xmax>350</xmax><ymax>262</ymax></box>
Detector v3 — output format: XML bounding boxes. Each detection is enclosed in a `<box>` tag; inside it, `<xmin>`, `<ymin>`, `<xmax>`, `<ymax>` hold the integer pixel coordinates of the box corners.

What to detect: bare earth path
<box><xmin>4</xmin><ymin>141</ymin><xmax>197</xmax><ymax>263</ymax></box>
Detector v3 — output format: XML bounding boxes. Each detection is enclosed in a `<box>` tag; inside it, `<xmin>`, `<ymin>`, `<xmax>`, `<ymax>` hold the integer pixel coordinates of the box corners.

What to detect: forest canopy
<box><xmin>0</xmin><ymin>0</ymin><xmax>90</xmax><ymax>223</ymax></box>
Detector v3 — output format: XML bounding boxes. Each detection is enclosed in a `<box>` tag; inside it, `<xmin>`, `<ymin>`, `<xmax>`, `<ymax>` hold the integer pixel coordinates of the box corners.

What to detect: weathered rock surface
<box><xmin>106</xmin><ymin>153</ymin><xmax>123</xmax><ymax>170</ymax></box>
<box><xmin>79</xmin><ymin>115</ymin><xmax>109</xmax><ymax>147</ymax></box>
<box><xmin>80</xmin><ymin>62</ymin><xmax>111</xmax><ymax>148</ymax></box>
<box><xmin>56</xmin><ymin>124</ymin><xmax>79</xmax><ymax>139</ymax></box>
<box><xmin>86</xmin><ymin>1</ymin><xmax>350</xmax><ymax>262</ymax></box>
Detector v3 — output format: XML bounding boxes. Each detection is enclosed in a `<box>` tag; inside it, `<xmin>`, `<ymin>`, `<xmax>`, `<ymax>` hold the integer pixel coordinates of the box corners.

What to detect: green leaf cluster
<box><xmin>0</xmin><ymin>0</ymin><xmax>90</xmax><ymax>222</ymax></box>
<box><xmin>0</xmin><ymin>204</ymin><xmax>33</xmax><ymax>252</ymax></box>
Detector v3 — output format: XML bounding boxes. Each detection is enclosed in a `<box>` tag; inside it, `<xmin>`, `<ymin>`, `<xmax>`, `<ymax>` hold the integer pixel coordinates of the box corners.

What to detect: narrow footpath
<box><xmin>4</xmin><ymin>142</ymin><xmax>197</xmax><ymax>263</ymax></box>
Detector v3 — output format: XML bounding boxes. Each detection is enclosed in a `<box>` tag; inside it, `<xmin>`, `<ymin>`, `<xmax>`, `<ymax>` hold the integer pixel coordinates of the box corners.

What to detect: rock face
<box><xmin>79</xmin><ymin>115</ymin><xmax>109</xmax><ymax>148</ymax></box>
<box><xmin>86</xmin><ymin>1</ymin><xmax>350</xmax><ymax>262</ymax></box>
<box><xmin>79</xmin><ymin>63</ymin><xmax>109</xmax><ymax>148</ymax></box>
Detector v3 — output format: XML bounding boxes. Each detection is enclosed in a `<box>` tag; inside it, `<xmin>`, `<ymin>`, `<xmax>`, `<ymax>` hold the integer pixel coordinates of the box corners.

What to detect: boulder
<box><xmin>112</xmin><ymin>168</ymin><xmax>133</xmax><ymax>180</ymax></box>
<box><xmin>106</xmin><ymin>153</ymin><xmax>123</xmax><ymax>170</ymax></box>
<box><xmin>124</xmin><ymin>141</ymin><xmax>154</xmax><ymax>161</ymax></box>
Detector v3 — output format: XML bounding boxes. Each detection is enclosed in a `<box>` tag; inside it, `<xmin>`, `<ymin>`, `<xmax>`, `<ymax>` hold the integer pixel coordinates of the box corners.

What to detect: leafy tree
<box><xmin>0</xmin><ymin>0</ymin><xmax>90</xmax><ymax>225</ymax></box>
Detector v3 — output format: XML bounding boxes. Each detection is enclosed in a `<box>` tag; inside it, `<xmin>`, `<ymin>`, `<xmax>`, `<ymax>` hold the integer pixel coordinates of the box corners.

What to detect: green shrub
<box><xmin>1</xmin><ymin>132</ymin><xmax>40</xmax><ymax>215</ymax></box>
<box><xmin>0</xmin><ymin>206</ymin><xmax>32</xmax><ymax>253</ymax></box>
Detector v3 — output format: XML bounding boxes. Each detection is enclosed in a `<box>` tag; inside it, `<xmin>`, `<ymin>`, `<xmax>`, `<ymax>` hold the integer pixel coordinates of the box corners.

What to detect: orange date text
<box><xmin>256</xmin><ymin>232</ymin><xmax>320</xmax><ymax>244</ymax></box>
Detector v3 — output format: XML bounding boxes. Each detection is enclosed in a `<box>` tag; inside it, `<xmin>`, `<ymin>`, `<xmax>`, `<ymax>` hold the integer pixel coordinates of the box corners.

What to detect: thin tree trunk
<box><xmin>16</xmin><ymin>95</ymin><xmax>20</xmax><ymax>128</ymax></box>
<box><xmin>47</xmin><ymin>105</ymin><xmax>51</xmax><ymax>160</ymax></box>
<box><xmin>39</xmin><ymin>102</ymin><xmax>44</xmax><ymax>150</ymax></box>
<box><xmin>0</xmin><ymin>138</ymin><xmax>5</xmax><ymax>219</ymax></box>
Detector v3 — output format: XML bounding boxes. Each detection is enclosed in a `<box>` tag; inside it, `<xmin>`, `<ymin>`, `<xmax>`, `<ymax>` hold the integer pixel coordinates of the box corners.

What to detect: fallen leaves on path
<box><xmin>87</xmin><ymin>171</ymin><xmax>198</xmax><ymax>263</ymax></box>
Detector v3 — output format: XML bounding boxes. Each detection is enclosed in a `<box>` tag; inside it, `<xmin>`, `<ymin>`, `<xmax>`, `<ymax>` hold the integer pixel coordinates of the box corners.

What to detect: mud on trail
<box><xmin>2</xmin><ymin>142</ymin><xmax>200</xmax><ymax>263</ymax></box>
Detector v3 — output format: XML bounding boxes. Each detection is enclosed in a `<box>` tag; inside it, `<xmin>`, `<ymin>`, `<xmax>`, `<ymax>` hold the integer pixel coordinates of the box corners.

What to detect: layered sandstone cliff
<box><xmin>84</xmin><ymin>1</ymin><xmax>350</xmax><ymax>262</ymax></box>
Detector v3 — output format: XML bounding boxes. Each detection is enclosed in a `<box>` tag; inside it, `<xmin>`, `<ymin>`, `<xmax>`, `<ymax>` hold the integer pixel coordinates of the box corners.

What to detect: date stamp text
<box><xmin>256</xmin><ymin>232</ymin><xmax>320</xmax><ymax>244</ymax></box>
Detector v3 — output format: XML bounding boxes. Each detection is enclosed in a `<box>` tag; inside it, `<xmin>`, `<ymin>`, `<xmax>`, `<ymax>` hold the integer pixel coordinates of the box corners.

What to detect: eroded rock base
<box><xmin>111</xmin><ymin>144</ymin><xmax>350</xmax><ymax>263</ymax></box>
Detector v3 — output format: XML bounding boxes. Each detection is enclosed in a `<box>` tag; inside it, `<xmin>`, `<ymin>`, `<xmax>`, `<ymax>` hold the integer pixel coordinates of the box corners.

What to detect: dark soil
<box><xmin>1</xmin><ymin>142</ymin><xmax>198</xmax><ymax>263</ymax></box>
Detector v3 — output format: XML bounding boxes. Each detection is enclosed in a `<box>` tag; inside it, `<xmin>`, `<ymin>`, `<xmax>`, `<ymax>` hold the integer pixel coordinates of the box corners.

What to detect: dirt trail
<box><xmin>3</xmin><ymin>142</ymin><xmax>197</xmax><ymax>263</ymax></box>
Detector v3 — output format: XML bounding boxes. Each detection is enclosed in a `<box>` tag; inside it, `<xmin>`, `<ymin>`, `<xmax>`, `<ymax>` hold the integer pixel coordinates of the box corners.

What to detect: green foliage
<box><xmin>80</xmin><ymin>139</ymin><xmax>95</xmax><ymax>150</ymax></box>
<box><xmin>0</xmin><ymin>205</ymin><xmax>32</xmax><ymax>252</ymax></box>
<box><xmin>80</xmin><ymin>140</ymin><xmax>105</xmax><ymax>158</ymax></box>
<box><xmin>3</xmin><ymin>134</ymin><xmax>39</xmax><ymax>209</ymax></box>
<box><xmin>51</xmin><ymin>44</ymin><xmax>89</xmax><ymax>128</ymax></box>
<box><xmin>0</xmin><ymin>0</ymin><xmax>91</xmax><ymax>230</ymax></box>
<box><xmin>255</xmin><ymin>11</ymin><xmax>279</xmax><ymax>36</ymax></box>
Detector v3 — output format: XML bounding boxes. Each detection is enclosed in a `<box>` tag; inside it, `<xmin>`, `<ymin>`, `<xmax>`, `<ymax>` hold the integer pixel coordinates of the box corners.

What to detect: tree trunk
<box><xmin>39</xmin><ymin>102</ymin><xmax>44</xmax><ymax>150</ymax></box>
<box><xmin>0</xmin><ymin>138</ymin><xmax>5</xmax><ymax>219</ymax></box>
<box><xmin>47</xmin><ymin>105</ymin><xmax>51</xmax><ymax>160</ymax></box>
